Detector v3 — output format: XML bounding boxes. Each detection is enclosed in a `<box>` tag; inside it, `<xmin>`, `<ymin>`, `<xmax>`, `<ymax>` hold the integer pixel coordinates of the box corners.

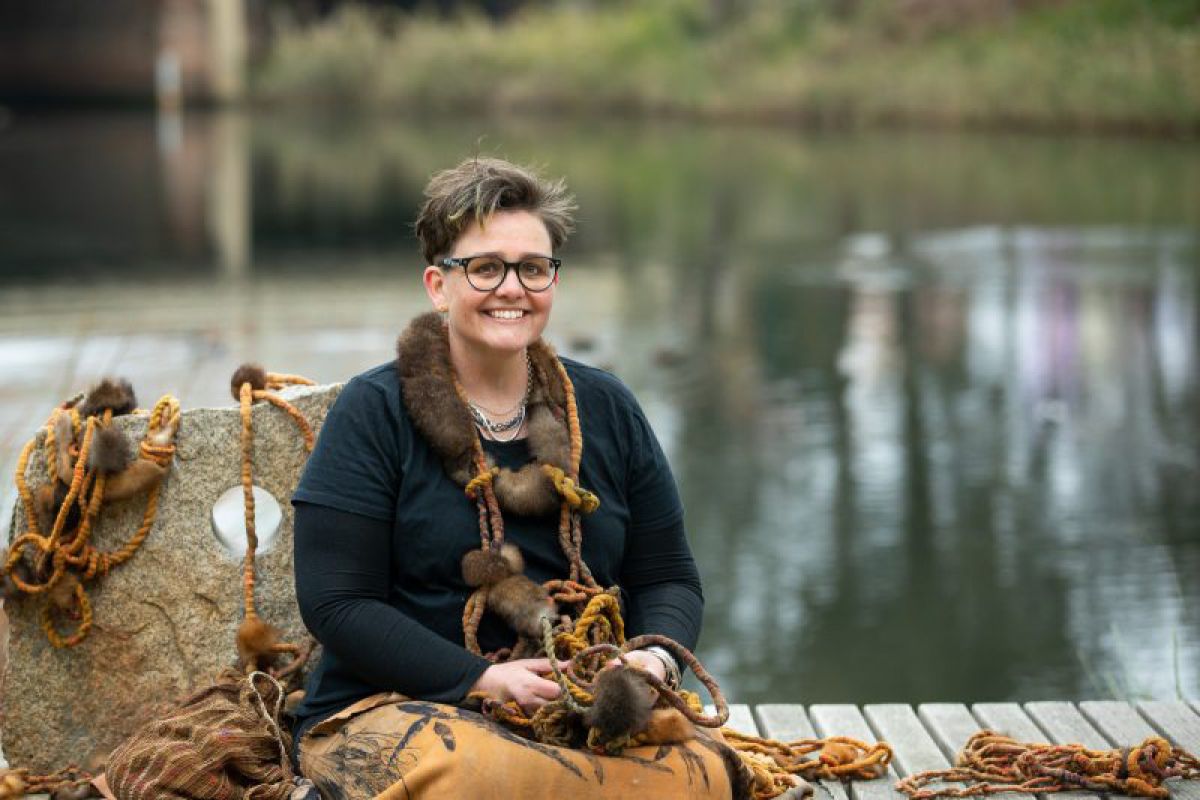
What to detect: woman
<box><xmin>290</xmin><ymin>158</ymin><xmax>738</xmax><ymax>798</ymax></box>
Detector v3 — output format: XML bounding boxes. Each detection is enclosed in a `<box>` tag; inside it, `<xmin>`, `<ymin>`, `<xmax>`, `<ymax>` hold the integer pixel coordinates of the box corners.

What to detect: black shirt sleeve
<box><xmin>616</xmin><ymin>383</ymin><xmax>704</xmax><ymax>652</ymax></box>
<box><xmin>294</xmin><ymin>501</ymin><xmax>490</xmax><ymax>701</ymax></box>
<box><xmin>292</xmin><ymin>375</ymin><xmax>402</xmax><ymax>521</ymax></box>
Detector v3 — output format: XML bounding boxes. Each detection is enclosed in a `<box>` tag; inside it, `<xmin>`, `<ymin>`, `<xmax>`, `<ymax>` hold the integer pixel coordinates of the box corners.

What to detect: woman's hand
<box><xmin>608</xmin><ymin>649</ymin><xmax>667</xmax><ymax>682</ymax></box>
<box><xmin>470</xmin><ymin>658</ymin><xmax>563</xmax><ymax>714</ymax></box>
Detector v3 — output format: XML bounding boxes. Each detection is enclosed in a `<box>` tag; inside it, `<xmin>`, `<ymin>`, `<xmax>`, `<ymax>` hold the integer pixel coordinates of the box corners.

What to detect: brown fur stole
<box><xmin>395</xmin><ymin>312</ymin><xmax>572</xmax><ymax>517</ymax></box>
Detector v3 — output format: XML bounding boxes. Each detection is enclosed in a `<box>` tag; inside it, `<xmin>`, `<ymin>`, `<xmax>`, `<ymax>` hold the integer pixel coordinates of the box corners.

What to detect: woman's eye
<box><xmin>469</xmin><ymin>259</ymin><xmax>503</xmax><ymax>277</ymax></box>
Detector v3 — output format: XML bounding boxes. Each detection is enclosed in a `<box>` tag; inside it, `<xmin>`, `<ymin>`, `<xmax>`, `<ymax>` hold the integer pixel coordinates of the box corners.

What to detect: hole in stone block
<box><xmin>211</xmin><ymin>485</ymin><xmax>282</xmax><ymax>557</ymax></box>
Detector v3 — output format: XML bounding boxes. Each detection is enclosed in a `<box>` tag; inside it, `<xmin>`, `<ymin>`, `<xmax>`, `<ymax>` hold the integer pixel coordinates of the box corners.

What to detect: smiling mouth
<box><xmin>484</xmin><ymin>310</ymin><xmax>527</xmax><ymax>320</ymax></box>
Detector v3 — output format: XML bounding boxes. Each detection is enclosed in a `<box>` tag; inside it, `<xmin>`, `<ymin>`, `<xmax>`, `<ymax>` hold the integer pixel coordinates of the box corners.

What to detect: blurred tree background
<box><xmin>255</xmin><ymin>0</ymin><xmax>1200</xmax><ymax>135</ymax></box>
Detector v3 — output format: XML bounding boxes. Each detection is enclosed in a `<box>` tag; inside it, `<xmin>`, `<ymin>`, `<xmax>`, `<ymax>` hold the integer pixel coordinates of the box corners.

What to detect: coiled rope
<box><xmin>897</xmin><ymin>730</ymin><xmax>1200</xmax><ymax>799</ymax></box>
<box><xmin>7</xmin><ymin>396</ymin><xmax>180</xmax><ymax>648</ymax></box>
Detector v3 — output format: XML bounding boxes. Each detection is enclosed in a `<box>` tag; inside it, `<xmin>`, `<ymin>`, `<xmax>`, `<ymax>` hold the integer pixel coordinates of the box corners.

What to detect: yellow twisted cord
<box><xmin>43</xmin><ymin>410</ymin><xmax>60</xmax><ymax>486</ymax></box>
<box><xmin>553</xmin><ymin>592</ymin><xmax>624</xmax><ymax>653</ymax></box>
<box><xmin>464</xmin><ymin>467</ymin><xmax>500</xmax><ymax>500</ymax></box>
<box><xmin>541</xmin><ymin>464</ymin><xmax>599</xmax><ymax>513</ymax></box>
<box><xmin>40</xmin><ymin>580</ymin><xmax>92</xmax><ymax>648</ymax></box>
<box><xmin>13</xmin><ymin>437</ymin><xmax>41</xmax><ymax>538</ymax></box>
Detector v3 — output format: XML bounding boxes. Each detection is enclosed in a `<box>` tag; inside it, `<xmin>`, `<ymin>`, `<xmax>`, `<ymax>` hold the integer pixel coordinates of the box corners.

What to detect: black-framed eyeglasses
<box><xmin>440</xmin><ymin>255</ymin><xmax>561</xmax><ymax>292</ymax></box>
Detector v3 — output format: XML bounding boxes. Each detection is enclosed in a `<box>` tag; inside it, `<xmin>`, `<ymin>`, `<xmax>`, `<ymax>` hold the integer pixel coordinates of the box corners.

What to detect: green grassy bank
<box><xmin>254</xmin><ymin>0</ymin><xmax>1200</xmax><ymax>136</ymax></box>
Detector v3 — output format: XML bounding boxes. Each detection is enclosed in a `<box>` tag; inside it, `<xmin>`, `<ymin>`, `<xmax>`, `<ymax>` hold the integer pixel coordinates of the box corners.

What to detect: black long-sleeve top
<box><xmin>290</xmin><ymin>358</ymin><xmax>703</xmax><ymax>741</ymax></box>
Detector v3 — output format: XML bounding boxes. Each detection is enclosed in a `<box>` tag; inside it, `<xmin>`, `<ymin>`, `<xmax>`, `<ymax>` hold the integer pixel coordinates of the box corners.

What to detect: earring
<box><xmin>436</xmin><ymin>305</ymin><xmax>449</xmax><ymax>313</ymax></box>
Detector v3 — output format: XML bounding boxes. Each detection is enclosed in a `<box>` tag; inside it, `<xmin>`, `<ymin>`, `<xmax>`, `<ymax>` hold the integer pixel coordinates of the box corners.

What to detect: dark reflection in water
<box><xmin>0</xmin><ymin>111</ymin><xmax>1196</xmax><ymax>704</ymax></box>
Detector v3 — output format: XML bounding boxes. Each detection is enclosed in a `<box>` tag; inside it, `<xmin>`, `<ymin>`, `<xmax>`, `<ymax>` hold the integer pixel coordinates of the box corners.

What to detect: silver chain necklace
<box><xmin>467</xmin><ymin>354</ymin><xmax>532</xmax><ymax>442</ymax></box>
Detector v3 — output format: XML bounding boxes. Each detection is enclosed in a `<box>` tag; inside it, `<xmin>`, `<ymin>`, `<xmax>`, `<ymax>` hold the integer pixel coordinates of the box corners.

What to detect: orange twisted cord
<box><xmin>40</xmin><ymin>579</ymin><xmax>92</xmax><ymax>648</ymax></box>
<box><xmin>47</xmin><ymin>414</ymin><xmax>98</xmax><ymax>553</ymax></box>
<box><xmin>265</xmin><ymin>372</ymin><xmax>316</xmax><ymax>388</ymax></box>
<box><xmin>0</xmin><ymin>765</ymin><xmax>95</xmax><ymax>797</ymax></box>
<box><xmin>13</xmin><ymin>436</ymin><xmax>41</xmax><ymax>538</ymax></box>
<box><xmin>101</xmin><ymin>482</ymin><xmax>163</xmax><ymax>570</ymax></box>
<box><xmin>253</xmin><ymin>390</ymin><xmax>314</xmax><ymax>452</ymax></box>
<box><xmin>551</xmin><ymin>357</ymin><xmax>584</xmax><ymax>479</ymax></box>
<box><xmin>897</xmin><ymin>731</ymin><xmax>1200</xmax><ymax>800</ymax></box>
<box><xmin>721</xmin><ymin>731</ymin><xmax>892</xmax><ymax>782</ymax></box>
<box><xmin>461</xmin><ymin>587</ymin><xmax>489</xmax><ymax>656</ymax></box>
<box><xmin>240</xmin><ymin>382</ymin><xmax>259</xmax><ymax>621</ymax></box>
<box><xmin>7</xmin><ymin>396</ymin><xmax>178</xmax><ymax>645</ymax></box>
<box><xmin>234</xmin><ymin>371</ymin><xmax>316</xmax><ymax>677</ymax></box>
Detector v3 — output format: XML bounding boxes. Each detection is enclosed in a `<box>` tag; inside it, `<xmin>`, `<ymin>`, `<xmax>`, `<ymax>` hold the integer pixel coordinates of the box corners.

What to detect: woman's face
<box><xmin>423</xmin><ymin>209</ymin><xmax>556</xmax><ymax>360</ymax></box>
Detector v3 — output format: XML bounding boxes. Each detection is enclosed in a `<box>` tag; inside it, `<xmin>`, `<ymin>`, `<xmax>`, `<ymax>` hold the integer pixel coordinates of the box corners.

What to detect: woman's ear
<box><xmin>423</xmin><ymin>265</ymin><xmax>447</xmax><ymax>310</ymax></box>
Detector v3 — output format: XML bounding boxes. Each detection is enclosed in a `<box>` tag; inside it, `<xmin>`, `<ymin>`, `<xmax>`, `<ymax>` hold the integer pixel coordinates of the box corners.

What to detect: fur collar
<box><xmin>396</xmin><ymin>312</ymin><xmax>572</xmax><ymax>517</ymax></box>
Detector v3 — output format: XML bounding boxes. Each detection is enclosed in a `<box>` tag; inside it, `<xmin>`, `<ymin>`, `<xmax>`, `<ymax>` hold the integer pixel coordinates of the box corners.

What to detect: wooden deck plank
<box><xmin>708</xmin><ymin>704</ymin><xmax>759</xmax><ymax>735</ymax></box>
<box><xmin>864</xmin><ymin>704</ymin><xmax>950</xmax><ymax>776</ymax></box>
<box><xmin>1138</xmin><ymin>701</ymin><xmax>1200</xmax><ymax>752</ymax></box>
<box><xmin>918</xmin><ymin>704</ymin><xmax>992</xmax><ymax>760</ymax></box>
<box><xmin>973</xmin><ymin>703</ymin><xmax>1092</xmax><ymax>800</ymax></box>
<box><xmin>1025</xmin><ymin>702</ymin><xmax>1134</xmax><ymax>800</ymax></box>
<box><xmin>756</xmin><ymin>705</ymin><xmax>819</xmax><ymax>740</ymax></box>
<box><xmin>1080</xmin><ymin>700</ymin><xmax>1172</xmax><ymax>743</ymax></box>
<box><xmin>755</xmin><ymin>706</ymin><xmax>852</xmax><ymax>800</ymax></box>
<box><xmin>1025</xmin><ymin>702</ymin><xmax>1111</xmax><ymax>750</ymax></box>
<box><xmin>972</xmin><ymin>703</ymin><xmax>1051</xmax><ymax>742</ymax></box>
<box><xmin>1079</xmin><ymin>701</ymin><xmax>1200</xmax><ymax>800</ymax></box>
<box><xmin>810</xmin><ymin>705</ymin><xmax>903</xmax><ymax>800</ymax></box>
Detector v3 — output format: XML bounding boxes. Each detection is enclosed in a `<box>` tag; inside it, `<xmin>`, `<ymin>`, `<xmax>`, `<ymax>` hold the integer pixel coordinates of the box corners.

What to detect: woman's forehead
<box><xmin>453</xmin><ymin>209</ymin><xmax>552</xmax><ymax>255</ymax></box>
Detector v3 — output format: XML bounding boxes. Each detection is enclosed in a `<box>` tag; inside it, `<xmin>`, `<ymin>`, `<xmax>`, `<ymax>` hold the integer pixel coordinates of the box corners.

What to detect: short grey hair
<box><xmin>414</xmin><ymin>157</ymin><xmax>577</xmax><ymax>265</ymax></box>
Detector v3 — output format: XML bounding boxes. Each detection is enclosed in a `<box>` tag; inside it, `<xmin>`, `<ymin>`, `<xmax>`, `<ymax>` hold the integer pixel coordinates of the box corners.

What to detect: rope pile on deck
<box><xmin>897</xmin><ymin>730</ymin><xmax>1200</xmax><ymax>799</ymax></box>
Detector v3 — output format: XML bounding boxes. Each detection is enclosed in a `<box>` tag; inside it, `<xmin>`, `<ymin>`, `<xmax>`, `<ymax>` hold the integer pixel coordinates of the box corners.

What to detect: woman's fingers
<box><xmin>514</xmin><ymin>674</ymin><xmax>561</xmax><ymax>713</ymax></box>
<box><xmin>521</xmin><ymin>657</ymin><xmax>571</xmax><ymax>676</ymax></box>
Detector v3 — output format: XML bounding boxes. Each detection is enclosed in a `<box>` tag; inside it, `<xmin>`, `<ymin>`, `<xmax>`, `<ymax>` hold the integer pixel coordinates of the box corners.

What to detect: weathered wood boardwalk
<box><xmin>709</xmin><ymin>700</ymin><xmax>1200</xmax><ymax>800</ymax></box>
<box><xmin>5</xmin><ymin>699</ymin><xmax>1199</xmax><ymax>799</ymax></box>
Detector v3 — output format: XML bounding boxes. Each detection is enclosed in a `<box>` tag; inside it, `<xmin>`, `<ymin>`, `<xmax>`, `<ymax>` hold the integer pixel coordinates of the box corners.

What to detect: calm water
<box><xmin>1</xmin><ymin>110</ymin><xmax>1197</xmax><ymax>705</ymax></box>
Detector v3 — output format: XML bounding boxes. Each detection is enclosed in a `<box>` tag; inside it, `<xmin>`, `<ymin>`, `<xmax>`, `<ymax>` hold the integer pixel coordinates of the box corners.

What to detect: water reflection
<box><xmin>0</xmin><ymin>111</ymin><xmax>1196</xmax><ymax>704</ymax></box>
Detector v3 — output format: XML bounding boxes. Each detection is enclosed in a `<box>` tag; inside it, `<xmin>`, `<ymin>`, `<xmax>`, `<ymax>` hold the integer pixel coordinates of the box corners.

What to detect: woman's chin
<box><xmin>462</xmin><ymin>330</ymin><xmax>540</xmax><ymax>358</ymax></box>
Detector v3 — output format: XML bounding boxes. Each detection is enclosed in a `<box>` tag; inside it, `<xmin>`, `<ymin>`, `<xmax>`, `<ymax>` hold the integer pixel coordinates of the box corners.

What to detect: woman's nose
<box><xmin>494</xmin><ymin>265</ymin><xmax>526</xmax><ymax>297</ymax></box>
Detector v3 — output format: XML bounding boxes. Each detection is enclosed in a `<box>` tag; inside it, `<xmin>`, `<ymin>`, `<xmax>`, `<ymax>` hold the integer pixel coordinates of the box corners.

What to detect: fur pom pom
<box><xmin>583</xmin><ymin>666</ymin><xmax>656</xmax><ymax>743</ymax></box>
<box><xmin>489</xmin><ymin>574</ymin><xmax>553</xmax><ymax>638</ymax></box>
<box><xmin>88</xmin><ymin>426</ymin><xmax>131</xmax><ymax>474</ymax></box>
<box><xmin>34</xmin><ymin>482</ymin><xmax>79</xmax><ymax>533</ymax></box>
<box><xmin>46</xmin><ymin>571</ymin><xmax>81</xmax><ymax>612</ymax></box>
<box><xmin>230</xmin><ymin>363</ymin><xmax>268</xmax><ymax>401</ymax></box>
<box><xmin>236</xmin><ymin>617</ymin><xmax>279</xmax><ymax>667</ymax></box>
<box><xmin>79</xmin><ymin>378</ymin><xmax>137</xmax><ymax>418</ymax></box>
<box><xmin>499</xmin><ymin>542</ymin><xmax>524</xmax><ymax>574</ymax></box>
<box><xmin>462</xmin><ymin>547</ymin><xmax>517</xmax><ymax>588</ymax></box>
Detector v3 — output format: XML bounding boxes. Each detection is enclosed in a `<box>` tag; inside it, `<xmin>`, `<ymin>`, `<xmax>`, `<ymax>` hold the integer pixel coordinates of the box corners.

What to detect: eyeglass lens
<box><xmin>464</xmin><ymin>256</ymin><xmax>555</xmax><ymax>291</ymax></box>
